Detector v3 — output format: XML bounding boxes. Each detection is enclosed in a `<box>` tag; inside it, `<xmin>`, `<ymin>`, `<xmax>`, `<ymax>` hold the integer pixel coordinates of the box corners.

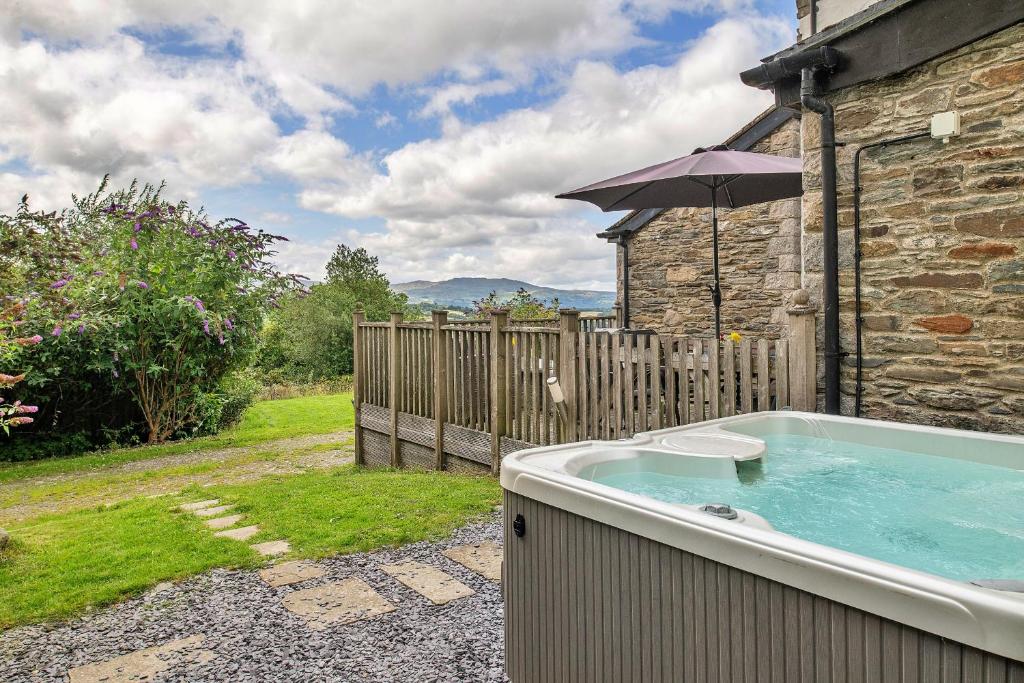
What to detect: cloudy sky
<box><xmin>0</xmin><ymin>1</ymin><xmax>795</xmax><ymax>290</ymax></box>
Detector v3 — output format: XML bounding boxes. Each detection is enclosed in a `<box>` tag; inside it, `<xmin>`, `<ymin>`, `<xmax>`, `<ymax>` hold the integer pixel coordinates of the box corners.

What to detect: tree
<box><xmin>257</xmin><ymin>244</ymin><xmax>411</xmax><ymax>381</ymax></box>
<box><xmin>473</xmin><ymin>288</ymin><xmax>559</xmax><ymax>320</ymax></box>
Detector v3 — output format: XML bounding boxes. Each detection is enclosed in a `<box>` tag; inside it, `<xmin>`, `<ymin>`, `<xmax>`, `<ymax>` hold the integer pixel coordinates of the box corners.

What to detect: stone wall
<box><xmin>619</xmin><ymin>117</ymin><xmax>802</xmax><ymax>338</ymax></box>
<box><xmin>799</xmin><ymin>22</ymin><xmax>1024</xmax><ymax>432</ymax></box>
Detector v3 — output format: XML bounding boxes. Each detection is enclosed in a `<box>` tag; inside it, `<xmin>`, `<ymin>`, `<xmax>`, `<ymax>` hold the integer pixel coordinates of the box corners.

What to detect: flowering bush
<box><xmin>2</xmin><ymin>179</ymin><xmax>301</xmax><ymax>447</ymax></box>
<box><xmin>0</xmin><ymin>300</ymin><xmax>42</xmax><ymax>434</ymax></box>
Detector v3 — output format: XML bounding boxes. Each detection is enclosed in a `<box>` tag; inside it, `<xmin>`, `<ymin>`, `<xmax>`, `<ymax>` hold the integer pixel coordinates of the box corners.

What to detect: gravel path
<box><xmin>0</xmin><ymin>513</ymin><xmax>506</xmax><ymax>683</ymax></box>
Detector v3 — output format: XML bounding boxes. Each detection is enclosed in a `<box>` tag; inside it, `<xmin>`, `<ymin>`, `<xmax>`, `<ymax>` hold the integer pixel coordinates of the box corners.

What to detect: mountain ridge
<box><xmin>393</xmin><ymin>277</ymin><xmax>615</xmax><ymax>312</ymax></box>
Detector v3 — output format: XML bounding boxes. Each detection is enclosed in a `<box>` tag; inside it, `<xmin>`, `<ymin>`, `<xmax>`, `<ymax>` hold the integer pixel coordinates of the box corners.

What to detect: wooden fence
<box><xmin>353</xmin><ymin>302</ymin><xmax>817</xmax><ymax>474</ymax></box>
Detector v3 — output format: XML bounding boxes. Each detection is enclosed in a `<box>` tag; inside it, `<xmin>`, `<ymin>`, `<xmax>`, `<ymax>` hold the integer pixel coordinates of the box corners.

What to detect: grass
<box><xmin>0</xmin><ymin>393</ymin><xmax>355</xmax><ymax>484</ymax></box>
<box><xmin>0</xmin><ymin>466</ymin><xmax>500</xmax><ymax>629</ymax></box>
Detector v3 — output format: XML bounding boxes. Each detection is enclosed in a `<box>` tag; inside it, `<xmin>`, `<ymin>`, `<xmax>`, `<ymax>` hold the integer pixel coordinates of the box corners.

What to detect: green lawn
<box><xmin>0</xmin><ymin>393</ymin><xmax>355</xmax><ymax>484</ymax></box>
<box><xmin>0</xmin><ymin>466</ymin><xmax>499</xmax><ymax>628</ymax></box>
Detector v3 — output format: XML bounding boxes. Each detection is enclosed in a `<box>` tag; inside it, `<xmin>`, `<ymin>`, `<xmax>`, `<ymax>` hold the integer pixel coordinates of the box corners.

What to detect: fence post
<box><xmin>489</xmin><ymin>309</ymin><xmax>509</xmax><ymax>475</ymax></box>
<box><xmin>786</xmin><ymin>289</ymin><xmax>818</xmax><ymax>412</ymax></box>
<box><xmin>613</xmin><ymin>301</ymin><xmax>623</xmax><ymax>328</ymax></box>
<box><xmin>388</xmin><ymin>311</ymin><xmax>404</xmax><ymax>467</ymax></box>
<box><xmin>558</xmin><ymin>309</ymin><xmax>580</xmax><ymax>443</ymax></box>
<box><xmin>432</xmin><ymin>310</ymin><xmax>448</xmax><ymax>470</ymax></box>
<box><xmin>352</xmin><ymin>305</ymin><xmax>365</xmax><ymax>466</ymax></box>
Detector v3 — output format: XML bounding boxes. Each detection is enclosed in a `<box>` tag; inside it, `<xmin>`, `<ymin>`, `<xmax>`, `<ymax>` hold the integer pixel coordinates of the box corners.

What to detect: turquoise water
<box><xmin>591</xmin><ymin>435</ymin><xmax>1024</xmax><ymax>582</ymax></box>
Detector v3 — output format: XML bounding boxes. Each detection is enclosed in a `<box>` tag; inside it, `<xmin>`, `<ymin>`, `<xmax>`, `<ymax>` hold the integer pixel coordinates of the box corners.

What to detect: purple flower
<box><xmin>218</xmin><ymin>333</ymin><xmax>225</xmax><ymax>345</ymax></box>
<box><xmin>224</xmin><ymin>318</ymin><xmax>234</xmax><ymax>331</ymax></box>
<box><xmin>134</xmin><ymin>221</ymin><xmax>142</xmax><ymax>233</ymax></box>
<box><xmin>202</xmin><ymin>319</ymin><xmax>211</xmax><ymax>335</ymax></box>
<box><xmin>194</xmin><ymin>299</ymin><xmax>205</xmax><ymax>313</ymax></box>
<box><xmin>93</xmin><ymin>270</ymin><xmax>105</xmax><ymax>276</ymax></box>
<box><xmin>52</xmin><ymin>325</ymin><xmax>62</xmax><ymax>337</ymax></box>
<box><xmin>69</xmin><ymin>312</ymin><xmax>81</xmax><ymax>320</ymax></box>
<box><xmin>130</xmin><ymin>238</ymin><xmax>138</xmax><ymax>250</ymax></box>
<box><xmin>227</xmin><ymin>250</ymin><xmax>237</xmax><ymax>260</ymax></box>
<box><xmin>16</xmin><ymin>404</ymin><xmax>39</xmax><ymax>414</ymax></box>
<box><xmin>137</xmin><ymin>281</ymin><xmax>149</xmax><ymax>290</ymax></box>
<box><xmin>51</xmin><ymin>279</ymin><xmax>69</xmax><ymax>289</ymax></box>
<box><xmin>78</xmin><ymin>324</ymin><xmax>86</xmax><ymax>335</ymax></box>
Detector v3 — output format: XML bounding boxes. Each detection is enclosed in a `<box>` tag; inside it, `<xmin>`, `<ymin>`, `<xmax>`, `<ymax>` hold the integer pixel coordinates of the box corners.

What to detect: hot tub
<box><xmin>501</xmin><ymin>412</ymin><xmax>1024</xmax><ymax>681</ymax></box>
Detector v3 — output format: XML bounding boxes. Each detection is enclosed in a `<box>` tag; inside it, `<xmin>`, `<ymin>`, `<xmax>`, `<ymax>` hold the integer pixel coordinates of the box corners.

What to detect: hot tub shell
<box><xmin>501</xmin><ymin>412</ymin><xmax>1024</xmax><ymax>681</ymax></box>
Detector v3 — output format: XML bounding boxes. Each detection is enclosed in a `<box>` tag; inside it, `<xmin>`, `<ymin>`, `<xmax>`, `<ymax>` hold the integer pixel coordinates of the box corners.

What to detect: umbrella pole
<box><xmin>711</xmin><ymin>190</ymin><xmax>722</xmax><ymax>340</ymax></box>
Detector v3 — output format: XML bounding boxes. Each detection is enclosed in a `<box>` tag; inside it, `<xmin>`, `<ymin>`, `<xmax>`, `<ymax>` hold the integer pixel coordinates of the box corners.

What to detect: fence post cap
<box><xmin>354</xmin><ymin>302</ymin><xmax>364</xmax><ymax>311</ymax></box>
<box><xmin>558</xmin><ymin>307</ymin><xmax>580</xmax><ymax>316</ymax></box>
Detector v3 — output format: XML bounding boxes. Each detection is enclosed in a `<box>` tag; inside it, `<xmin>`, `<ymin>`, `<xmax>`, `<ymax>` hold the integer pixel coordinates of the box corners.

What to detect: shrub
<box><xmin>2</xmin><ymin>179</ymin><xmax>300</xmax><ymax>446</ymax></box>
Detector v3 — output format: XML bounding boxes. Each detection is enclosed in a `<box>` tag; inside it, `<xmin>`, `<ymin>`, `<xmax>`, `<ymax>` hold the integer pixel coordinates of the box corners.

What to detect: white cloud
<box><xmin>289</xmin><ymin>16</ymin><xmax>791</xmax><ymax>288</ymax></box>
<box><xmin>0</xmin><ymin>3</ymin><xmax>794</xmax><ymax>289</ymax></box>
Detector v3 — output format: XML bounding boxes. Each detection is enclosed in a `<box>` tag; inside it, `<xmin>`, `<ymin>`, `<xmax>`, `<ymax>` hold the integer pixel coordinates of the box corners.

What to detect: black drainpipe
<box><xmin>800</xmin><ymin>66</ymin><xmax>841</xmax><ymax>415</ymax></box>
<box><xmin>852</xmin><ymin>131</ymin><xmax>930</xmax><ymax>416</ymax></box>
<box><xmin>618</xmin><ymin>236</ymin><xmax>630</xmax><ymax>328</ymax></box>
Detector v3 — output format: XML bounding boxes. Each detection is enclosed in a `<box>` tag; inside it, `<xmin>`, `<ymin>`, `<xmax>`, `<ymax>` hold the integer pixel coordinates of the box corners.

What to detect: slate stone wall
<box><xmin>619</xmin><ymin>117</ymin><xmax>802</xmax><ymax>338</ymax></box>
<box><xmin>799</xmin><ymin>22</ymin><xmax>1024</xmax><ymax>431</ymax></box>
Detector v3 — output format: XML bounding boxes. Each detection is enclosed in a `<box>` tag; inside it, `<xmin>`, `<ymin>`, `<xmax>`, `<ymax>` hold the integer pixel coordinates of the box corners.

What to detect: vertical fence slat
<box><xmin>723</xmin><ymin>339</ymin><xmax>736</xmax><ymax>417</ymax></box>
<box><xmin>665</xmin><ymin>339</ymin><xmax>677</xmax><ymax>427</ymax></box>
<box><xmin>589</xmin><ymin>333</ymin><xmax>599</xmax><ymax>440</ymax></box>
<box><xmin>678</xmin><ymin>338</ymin><xmax>689</xmax><ymax>426</ymax></box>
<box><xmin>577</xmin><ymin>333</ymin><xmax>588</xmax><ymax>440</ymax></box>
<box><xmin>541</xmin><ymin>333</ymin><xmax>550</xmax><ymax>445</ymax></box>
<box><xmin>600</xmin><ymin>334</ymin><xmax>612</xmax><ymax>440</ymax></box>
<box><xmin>624</xmin><ymin>334</ymin><xmax>635</xmax><ymax>437</ymax></box>
<box><xmin>708</xmin><ymin>340</ymin><xmax>721</xmax><ymax>420</ymax></box>
<box><xmin>777</xmin><ymin>339</ymin><xmax>790</xmax><ymax>410</ymax></box>
<box><xmin>612</xmin><ymin>335</ymin><xmax>623</xmax><ymax>438</ymax></box>
<box><xmin>692</xmin><ymin>338</ymin><xmax>704</xmax><ymax>424</ymax></box>
<box><xmin>740</xmin><ymin>339</ymin><xmax>753</xmax><ymax>414</ymax></box>
<box><xmin>757</xmin><ymin>339</ymin><xmax>771</xmax><ymax>412</ymax></box>
<box><xmin>637</xmin><ymin>335</ymin><xmax>649</xmax><ymax>433</ymax></box>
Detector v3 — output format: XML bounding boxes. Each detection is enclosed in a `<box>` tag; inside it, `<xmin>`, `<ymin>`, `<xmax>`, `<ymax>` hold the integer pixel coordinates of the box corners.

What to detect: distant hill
<box><xmin>393</xmin><ymin>277</ymin><xmax>615</xmax><ymax>313</ymax></box>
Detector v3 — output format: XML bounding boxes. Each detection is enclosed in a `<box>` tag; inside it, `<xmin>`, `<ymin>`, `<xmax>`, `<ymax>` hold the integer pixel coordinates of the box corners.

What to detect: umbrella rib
<box><xmin>607</xmin><ymin>181</ymin><xmax>656</xmax><ymax>211</ymax></box>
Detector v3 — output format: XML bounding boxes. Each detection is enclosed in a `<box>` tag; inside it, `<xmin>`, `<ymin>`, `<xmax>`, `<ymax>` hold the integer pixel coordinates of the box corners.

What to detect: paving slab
<box><xmin>251</xmin><ymin>540</ymin><xmax>290</xmax><ymax>557</ymax></box>
<box><xmin>204</xmin><ymin>514</ymin><xmax>244</xmax><ymax>530</ymax></box>
<box><xmin>259</xmin><ymin>560</ymin><xmax>324</xmax><ymax>587</ymax></box>
<box><xmin>443</xmin><ymin>541</ymin><xmax>502</xmax><ymax>582</ymax></box>
<box><xmin>381</xmin><ymin>561</ymin><xmax>475</xmax><ymax>605</ymax></box>
<box><xmin>213</xmin><ymin>524</ymin><xmax>260</xmax><ymax>541</ymax></box>
<box><xmin>67</xmin><ymin>634</ymin><xmax>214</xmax><ymax>683</ymax></box>
<box><xmin>178</xmin><ymin>499</ymin><xmax>219</xmax><ymax>512</ymax></box>
<box><xmin>193</xmin><ymin>504</ymin><xmax>234</xmax><ymax>518</ymax></box>
<box><xmin>281</xmin><ymin>578</ymin><xmax>396</xmax><ymax>630</ymax></box>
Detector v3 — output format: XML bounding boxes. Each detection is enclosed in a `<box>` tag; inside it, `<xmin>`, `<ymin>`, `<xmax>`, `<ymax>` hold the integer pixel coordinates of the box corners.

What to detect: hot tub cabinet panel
<box><xmin>503</xmin><ymin>492</ymin><xmax>1024</xmax><ymax>683</ymax></box>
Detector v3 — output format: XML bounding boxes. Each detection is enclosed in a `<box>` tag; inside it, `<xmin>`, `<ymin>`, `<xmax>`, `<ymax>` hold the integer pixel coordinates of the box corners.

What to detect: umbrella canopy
<box><xmin>556</xmin><ymin>146</ymin><xmax>803</xmax><ymax>211</ymax></box>
<box><xmin>556</xmin><ymin>145</ymin><xmax>803</xmax><ymax>339</ymax></box>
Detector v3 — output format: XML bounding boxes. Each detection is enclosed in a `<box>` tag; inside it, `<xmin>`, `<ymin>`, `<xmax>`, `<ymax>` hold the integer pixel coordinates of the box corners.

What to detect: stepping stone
<box><xmin>259</xmin><ymin>560</ymin><xmax>324</xmax><ymax>587</ymax></box>
<box><xmin>179</xmin><ymin>499</ymin><xmax>218</xmax><ymax>512</ymax></box>
<box><xmin>213</xmin><ymin>524</ymin><xmax>260</xmax><ymax>541</ymax></box>
<box><xmin>67</xmin><ymin>634</ymin><xmax>215</xmax><ymax>683</ymax></box>
<box><xmin>281</xmin><ymin>578</ymin><xmax>396</xmax><ymax>630</ymax></box>
<box><xmin>194</xmin><ymin>504</ymin><xmax>234</xmax><ymax>518</ymax></box>
<box><xmin>381</xmin><ymin>561</ymin><xmax>475</xmax><ymax>605</ymax></box>
<box><xmin>443</xmin><ymin>541</ymin><xmax>503</xmax><ymax>582</ymax></box>
<box><xmin>251</xmin><ymin>540</ymin><xmax>290</xmax><ymax>557</ymax></box>
<box><xmin>204</xmin><ymin>514</ymin><xmax>244</xmax><ymax>530</ymax></box>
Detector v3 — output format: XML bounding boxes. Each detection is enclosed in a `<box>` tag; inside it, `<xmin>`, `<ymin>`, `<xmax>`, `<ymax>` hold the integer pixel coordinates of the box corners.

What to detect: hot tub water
<box><xmin>589</xmin><ymin>434</ymin><xmax>1024</xmax><ymax>582</ymax></box>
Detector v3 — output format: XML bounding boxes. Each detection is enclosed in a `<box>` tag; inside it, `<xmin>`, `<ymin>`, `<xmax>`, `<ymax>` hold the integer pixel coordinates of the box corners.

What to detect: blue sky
<box><xmin>0</xmin><ymin>1</ymin><xmax>795</xmax><ymax>290</ymax></box>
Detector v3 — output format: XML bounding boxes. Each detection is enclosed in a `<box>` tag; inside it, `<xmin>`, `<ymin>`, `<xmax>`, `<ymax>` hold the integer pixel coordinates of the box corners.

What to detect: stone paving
<box><xmin>0</xmin><ymin>512</ymin><xmax>506</xmax><ymax>682</ymax></box>
<box><xmin>181</xmin><ymin>498</ymin><xmax>291</xmax><ymax>559</ymax></box>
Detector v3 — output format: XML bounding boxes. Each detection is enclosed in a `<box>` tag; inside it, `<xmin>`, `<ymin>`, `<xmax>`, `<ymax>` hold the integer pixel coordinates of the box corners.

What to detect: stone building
<box><xmin>599</xmin><ymin>108</ymin><xmax>802</xmax><ymax>338</ymax></box>
<box><xmin>601</xmin><ymin>0</ymin><xmax>1024</xmax><ymax>433</ymax></box>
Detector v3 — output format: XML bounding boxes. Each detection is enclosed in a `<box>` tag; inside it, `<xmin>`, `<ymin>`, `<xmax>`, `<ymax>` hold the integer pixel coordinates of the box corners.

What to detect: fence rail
<box><xmin>353</xmin><ymin>303</ymin><xmax>817</xmax><ymax>474</ymax></box>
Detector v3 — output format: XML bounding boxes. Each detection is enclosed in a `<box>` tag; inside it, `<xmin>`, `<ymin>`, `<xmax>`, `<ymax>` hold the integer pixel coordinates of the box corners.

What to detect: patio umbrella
<box><xmin>556</xmin><ymin>145</ymin><xmax>802</xmax><ymax>339</ymax></box>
